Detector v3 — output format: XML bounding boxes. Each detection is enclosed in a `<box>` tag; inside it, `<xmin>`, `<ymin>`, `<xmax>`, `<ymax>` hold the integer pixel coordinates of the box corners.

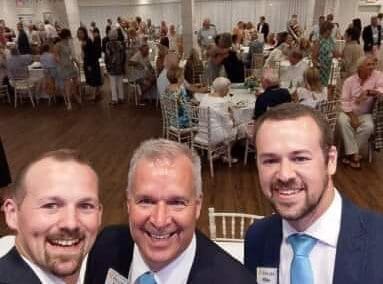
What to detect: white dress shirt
<box><xmin>280</xmin><ymin>59</ymin><xmax>308</xmax><ymax>87</ymax></box>
<box><xmin>22</xmin><ymin>255</ymin><xmax>81</xmax><ymax>284</ymax></box>
<box><xmin>279</xmin><ymin>189</ymin><xmax>342</xmax><ymax>284</ymax></box>
<box><xmin>129</xmin><ymin>234</ymin><xmax>196</xmax><ymax>284</ymax></box>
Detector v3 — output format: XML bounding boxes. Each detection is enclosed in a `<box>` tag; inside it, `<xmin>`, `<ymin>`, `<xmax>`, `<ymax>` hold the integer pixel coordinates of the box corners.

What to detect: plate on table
<box><xmin>231</xmin><ymin>83</ymin><xmax>246</xmax><ymax>89</ymax></box>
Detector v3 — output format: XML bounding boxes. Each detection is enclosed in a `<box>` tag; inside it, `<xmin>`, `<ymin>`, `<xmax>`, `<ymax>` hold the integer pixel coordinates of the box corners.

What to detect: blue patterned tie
<box><xmin>288</xmin><ymin>234</ymin><xmax>317</xmax><ymax>284</ymax></box>
<box><xmin>137</xmin><ymin>271</ymin><xmax>157</xmax><ymax>284</ymax></box>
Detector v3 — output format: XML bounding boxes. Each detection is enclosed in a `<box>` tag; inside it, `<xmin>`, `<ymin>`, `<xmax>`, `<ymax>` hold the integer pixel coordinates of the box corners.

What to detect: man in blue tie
<box><xmin>85</xmin><ymin>139</ymin><xmax>256</xmax><ymax>284</ymax></box>
<box><xmin>244</xmin><ymin>103</ymin><xmax>383</xmax><ymax>284</ymax></box>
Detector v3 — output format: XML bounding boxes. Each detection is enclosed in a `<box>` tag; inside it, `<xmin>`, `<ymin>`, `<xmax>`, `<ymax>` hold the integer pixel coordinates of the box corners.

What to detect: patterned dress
<box><xmin>163</xmin><ymin>86</ymin><xmax>190</xmax><ymax>128</ymax></box>
<box><xmin>318</xmin><ymin>37</ymin><xmax>335</xmax><ymax>86</ymax></box>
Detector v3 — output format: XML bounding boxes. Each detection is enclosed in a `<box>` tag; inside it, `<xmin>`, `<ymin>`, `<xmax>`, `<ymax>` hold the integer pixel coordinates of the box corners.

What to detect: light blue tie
<box><xmin>288</xmin><ymin>234</ymin><xmax>317</xmax><ymax>284</ymax></box>
<box><xmin>137</xmin><ymin>271</ymin><xmax>157</xmax><ymax>284</ymax></box>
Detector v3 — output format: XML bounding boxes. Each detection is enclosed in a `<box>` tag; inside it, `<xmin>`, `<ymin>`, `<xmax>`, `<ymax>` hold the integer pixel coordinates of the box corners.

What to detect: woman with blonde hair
<box><xmin>295</xmin><ymin>67</ymin><xmax>328</xmax><ymax>108</ymax></box>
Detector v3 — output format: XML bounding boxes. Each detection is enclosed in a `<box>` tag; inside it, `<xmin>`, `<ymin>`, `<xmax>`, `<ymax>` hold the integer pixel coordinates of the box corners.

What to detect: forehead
<box><xmin>131</xmin><ymin>156</ymin><xmax>194</xmax><ymax>195</ymax></box>
<box><xmin>23</xmin><ymin>158</ymin><xmax>98</xmax><ymax>199</ymax></box>
<box><xmin>256</xmin><ymin>117</ymin><xmax>322</xmax><ymax>153</ymax></box>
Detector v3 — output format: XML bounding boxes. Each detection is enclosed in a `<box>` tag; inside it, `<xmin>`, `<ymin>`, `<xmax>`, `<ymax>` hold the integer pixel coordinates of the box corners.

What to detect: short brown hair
<box><xmin>254</xmin><ymin>103</ymin><xmax>333</xmax><ymax>161</ymax></box>
<box><xmin>320</xmin><ymin>21</ymin><xmax>334</xmax><ymax>36</ymax></box>
<box><xmin>12</xmin><ymin>149</ymin><xmax>96</xmax><ymax>204</ymax></box>
<box><xmin>166</xmin><ymin>65</ymin><xmax>183</xmax><ymax>84</ymax></box>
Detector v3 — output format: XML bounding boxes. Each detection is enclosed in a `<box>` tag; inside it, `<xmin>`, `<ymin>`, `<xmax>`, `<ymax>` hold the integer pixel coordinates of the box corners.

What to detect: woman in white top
<box><xmin>195</xmin><ymin>77</ymin><xmax>237</xmax><ymax>148</ymax></box>
<box><xmin>295</xmin><ymin>67</ymin><xmax>328</xmax><ymax>109</ymax></box>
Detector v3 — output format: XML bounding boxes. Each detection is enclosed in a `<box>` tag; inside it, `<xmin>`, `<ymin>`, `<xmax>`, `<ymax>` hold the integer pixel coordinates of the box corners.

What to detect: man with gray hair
<box><xmin>253</xmin><ymin>69</ymin><xmax>291</xmax><ymax>119</ymax></box>
<box><xmin>85</xmin><ymin>139</ymin><xmax>257</xmax><ymax>283</ymax></box>
<box><xmin>197</xmin><ymin>18</ymin><xmax>217</xmax><ymax>52</ymax></box>
<box><xmin>337</xmin><ymin>55</ymin><xmax>383</xmax><ymax>169</ymax></box>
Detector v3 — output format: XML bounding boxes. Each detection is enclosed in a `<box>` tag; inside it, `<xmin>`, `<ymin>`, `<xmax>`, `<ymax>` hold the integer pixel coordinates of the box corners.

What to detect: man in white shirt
<box><xmin>280</xmin><ymin>48</ymin><xmax>308</xmax><ymax>87</ymax></box>
<box><xmin>85</xmin><ymin>139</ymin><xmax>257</xmax><ymax>284</ymax></box>
<box><xmin>44</xmin><ymin>20</ymin><xmax>58</xmax><ymax>41</ymax></box>
<box><xmin>245</xmin><ymin>103</ymin><xmax>383</xmax><ymax>284</ymax></box>
<box><xmin>0</xmin><ymin>149</ymin><xmax>103</xmax><ymax>284</ymax></box>
<box><xmin>309</xmin><ymin>15</ymin><xmax>325</xmax><ymax>42</ymax></box>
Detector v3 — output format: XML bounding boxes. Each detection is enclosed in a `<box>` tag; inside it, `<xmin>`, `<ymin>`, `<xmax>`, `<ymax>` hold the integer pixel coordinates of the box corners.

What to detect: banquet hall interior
<box><xmin>0</xmin><ymin>0</ymin><xmax>383</xmax><ymax>258</ymax></box>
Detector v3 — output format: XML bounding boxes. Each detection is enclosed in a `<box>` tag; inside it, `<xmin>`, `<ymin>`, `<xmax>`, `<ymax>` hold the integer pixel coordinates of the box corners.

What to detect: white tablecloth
<box><xmin>215</xmin><ymin>241</ymin><xmax>244</xmax><ymax>263</ymax></box>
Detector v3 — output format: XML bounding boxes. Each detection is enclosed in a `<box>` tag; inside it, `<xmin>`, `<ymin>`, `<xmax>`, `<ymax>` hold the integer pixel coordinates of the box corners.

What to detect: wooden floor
<box><xmin>1</xmin><ymin>97</ymin><xmax>383</xmax><ymax>236</ymax></box>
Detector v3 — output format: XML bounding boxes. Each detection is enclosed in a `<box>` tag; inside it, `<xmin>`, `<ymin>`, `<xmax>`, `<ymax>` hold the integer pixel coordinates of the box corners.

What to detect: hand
<box><xmin>366</xmin><ymin>89</ymin><xmax>381</xmax><ymax>97</ymax></box>
<box><xmin>350</xmin><ymin>115</ymin><xmax>361</xmax><ymax>130</ymax></box>
<box><xmin>355</xmin><ymin>90</ymin><xmax>368</xmax><ymax>104</ymax></box>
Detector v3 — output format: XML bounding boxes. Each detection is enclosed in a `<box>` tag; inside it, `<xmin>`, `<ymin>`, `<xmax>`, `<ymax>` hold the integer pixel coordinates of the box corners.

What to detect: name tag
<box><xmin>105</xmin><ymin>268</ymin><xmax>128</xmax><ymax>284</ymax></box>
<box><xmin>257</xmin><ymin>267</ymin><xmax>278</xmax><ymax>284</ymax></box>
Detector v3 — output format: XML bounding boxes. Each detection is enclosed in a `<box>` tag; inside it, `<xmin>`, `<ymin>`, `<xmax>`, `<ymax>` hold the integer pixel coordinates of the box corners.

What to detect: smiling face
<box><xmin>127</xmin><ymin>155</ymin><xmax>202</xmax><ymax>271</ymax></box>
<box><xmin>256</xmin><ymin>116</ymin><xmax>337</xmax><ymax>231</ymax></box>
<box><xmin>4</xmin><ymin>158</ymin><xmax>102</xmax><ymax>280</ymax></box>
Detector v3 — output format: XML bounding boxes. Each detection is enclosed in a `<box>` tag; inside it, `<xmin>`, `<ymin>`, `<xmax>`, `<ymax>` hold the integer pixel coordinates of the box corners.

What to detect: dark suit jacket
<box><xmin>0</xmin><ymin>138</ymin><xmax>11</xmax><ymax>188</ymax></box>
<box><xmin>253</xmin><ymin>86</ymin><xmax>291</xmax><ymax>119</ymax></box>
<box><xmin>362</xmin><ymin>25</ymin><xmax>382</xmax><ymax>52</ymax></box>
<box><xmin>17</xmin><ymin>30</ymin><xmax>31</xmax><ymax>55</ymax></box>
<box><xmin>257</xmin><ymin>22</ymin><xmax>269</xmax><ymax>41</ymax></box>
<box><xmin>0</xmin><ymin>247</ymin><xmax>41</xmax><ymax>284</ymax></box>
<box><xmin>85</xmin><ymin>225</ymin><xmax>256</xmax><ymax>284</ymax></box>
<box><xmin>244</xmin><ymin>197</ymin><xmax>383</xmax><ymax>284</ymax></box>
<box><xmin>222</xmin><ymin>51</ymin><xmax>244</xmax><ymax>83</ymax></box>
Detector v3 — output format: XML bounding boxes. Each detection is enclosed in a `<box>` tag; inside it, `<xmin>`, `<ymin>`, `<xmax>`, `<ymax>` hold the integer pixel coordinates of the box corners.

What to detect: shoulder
<box><xmin>245</xmin><ymin>214</ymin><xmax>281</xmax><ymax>245</ymax></box>
<box><xmin>189</xmin><ymin>231</ymin><xmax>256</xmax><ymax>283</ymax></box>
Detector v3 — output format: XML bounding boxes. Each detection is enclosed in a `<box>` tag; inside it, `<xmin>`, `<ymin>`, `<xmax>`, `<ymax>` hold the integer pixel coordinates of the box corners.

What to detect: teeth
<box><xmin>277</xmin><ymin>189</ymin><xmax>301</xmax><ymax>196</ymax></box>
<box><xmin>149</xmin><ymin>233</ymin><xmax>171</xmax><ymax>240</ymax></box>
<box><xmin>50</xmin><ymin>239</ymin><xmax>80</xmax><ymax>247</ymax></box>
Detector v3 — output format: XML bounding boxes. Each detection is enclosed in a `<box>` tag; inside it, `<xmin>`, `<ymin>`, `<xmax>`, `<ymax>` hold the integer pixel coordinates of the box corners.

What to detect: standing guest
<box><xmin>44</xmin><ymin>20</ymin><xmax>58</xmax><ymax>42</ymax></box>
<box><xmin>287</xmin><ymin>14</ymin><xmax>301</xmax><ymax>41</ymax></box>
<box><xmin>160</xmin><ymin>20</ymin><xmax>168</xmax><ymax>38</ymax></box>
<box><xmin>253</xmin><ymin>69</ymin><xmax>291</xmax><ymax>119</ymax></box>
<box><xmin>168</xmin><ymin>24</ymin><xmax>178</xmax><ymax>52</ymax></box>
<box><xmin>155</xmin><ymin>43</ymin><xmax>169</xmax><ymax>76</ymax></box>
<box><xmin>312</xmin><ymin>21</ymin><xmax>337</xmax><ymax>86</ymax></box>
<box><xmin>85</xmin><ymin>139</ymin><xmax>257</xmax><ymax>284</ymax></box>
<box><xmin>280</xmin><ymin>48</ymin><xmax>308</xmax><ymax>87</ymax></box>
<box><xmin>243</xmin><ymin>22</ymin><xmax>255</xmax><ymax>46</ymax></box>
<box><xmin>264</xmin><ymin>33</ymin><xmax>276</xmax><ymax>50</ymax></box>
<box><xmin>295</xmin><ymin>67</ymin><xmax>328</xmax><ymax>109</ymax></box>
<box><xmin>105</xmin><ymin>29</ymin><xmax>125</xmax><ymax>105</ymax></box>
<box><xmin>232</xmin><ymin>21</ymin><xmax>245</xmax><ymax>45</ymax></box>
<box><xmin>184</xmin><ymin>48</ymin><xmax>204</xmax><ymax>85</ymax></box>
<box><xmin>0</xmin><ymin>19</ymin><xmax>15</xmax><ymax>42</ymax></box>
<box><xmin>362</xmin><ymin>16</ymin><xmax>381</xmax><ymax>55</ymax></box>
<box><xmin>89</xmin><ymin>21</ymin><xmax>99</xmax><ymax>35</ymax></box>
<box><xmin>91</xmin><ymin>27</ymin><xmax>102</xmax><ymax>60</ymax></box>
<box><xmin>0</xmin><ymin>44</ymin><xmax>8</xmax><ymax>86</ymax></box>
<box><xmin>102</xmin><ymin>25</ymin><xmax>111</xmax><ymax>56</ymax></box>
<box><xmin>257</xmin><ymin>16</ymin><xmax>269</xmax><ymax>42</ymax></box>
<box><xmin>54</xmin><ymin>28</ymin><xmax>80</xmax><ymax>110</ymax></box>
<box><xmin>16</xmin><ymin>22</ymin><xmax>31</xmax><ymax>55</ymax></box>
<box><xmin>6</xmin><ymin>46</ymin><xmax>32</xmax><ymax>81</ymax></box>
<box><xmin>0</xmin><ymin>149</ymin><xmax>102</xmax><ymax>284</ymax></box>
<box><xmin>198</xmin><ymin>18</ymin><xmax>217</xmax><ymax>53</ymax></box>
<box><xmin>40</xmin><ymin>44</ymin><xmax>61</xmax><ymax>100</ymax></box>
<box><xmin>0</xmin><ymin>26</ymin><xmax>6</xmax><ymax>46</ymax></box>
<box><xmin>77</xmin><ymin>26</ymin><xmax>103</xmax><ymax>102</ymax></box>
<box><xmin>245</xmin><ymin>102</ymin><xmax>383</xmax><ymax>284</ymax></box>
<box><xmin>337</xmin><ymin>56</ymin><xmax>383</xmax><ymax>169</ymax></box>
<box><xmin>38</xmin><ymin>23</ymin><xmax>47</xmax><ymax>44</ymax></box>
<box><xmin>342</xmin><ymin>27</ymin><xmax>364</xmax><ymax>79</ymax></box>
<box><xmin>310</xmin><ymin>16</ymin><xmax>325</xmax><ymax>42</ymax></box>
<box><xmin>105</xmin><ymin>18</ymin><xmax>112</xmax><ymax>31</ymax></box>
<box><xmin>245</xmin><ymin>31</ymin><xmax>264</xmax><ymax>68</ymax></box>
<box><xmin>146</xmin><ymin>18</ymin><xmax>156</xmax><ymax>40</ymax></box>
<box><xmin>264</xmin><ymin>32</ymin><xmax>291</xmax><ymax>68</ymax></box>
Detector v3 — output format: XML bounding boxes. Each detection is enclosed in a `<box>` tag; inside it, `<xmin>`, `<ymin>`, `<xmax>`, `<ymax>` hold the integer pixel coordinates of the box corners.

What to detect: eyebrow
<box><xmin>259</xmin><ymin>150</ymin><xmax>312</xmax><ymax>158</ymax></box>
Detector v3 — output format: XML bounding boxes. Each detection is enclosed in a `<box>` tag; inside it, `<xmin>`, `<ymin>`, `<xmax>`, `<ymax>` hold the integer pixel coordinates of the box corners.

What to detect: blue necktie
<box><xmin>137</xmin><ymin>271</ymin><xmax>157</xmax><ymax>284</ymax></box>
<box><xmin>288</xmin><ymin>234</ymin><xmax>317</xmax><ymax>284</ymax></box>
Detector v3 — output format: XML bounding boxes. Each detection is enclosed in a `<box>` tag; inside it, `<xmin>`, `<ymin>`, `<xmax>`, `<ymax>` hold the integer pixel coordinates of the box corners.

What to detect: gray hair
<box><xmin>212</xmin><ymin>77</ymin><xmax>231</xmax><ymax>92</ymax></box>
<box><xmin>108</xmin><ymin>28</ymin><xmax>119</xmax><ymax>41</ymax></box>
<box><xmin>356</xmin><ymin>55</ymin><xmax>376</xmax><ymax>70</ymax></box>
<box><xmin>127</xmin><ymin>139</ymin><xmax>202</xmax><ymax>196</ymax></box>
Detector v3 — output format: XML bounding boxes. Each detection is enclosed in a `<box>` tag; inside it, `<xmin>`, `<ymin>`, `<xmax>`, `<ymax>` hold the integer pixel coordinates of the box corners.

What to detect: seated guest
<box><xmin>338</xmin><ymin>56</ymin><xmax>383</xmax><ymax>169</ymax></box>
<box><xmin>205</xmin><ymin>46</ymin><xmax>226</xmax><ymax>84</ymax></box>
<box><xmin>85</xmin><ymin>139</ymin><xmax>257</xmax><ymax>284</ymax></box>
<box><xmin>157</xmin><ymin>53</ymin><xmax>179</xmax><ymax>97</ymax></box>
<box><xmin>280</xmin><ymin>48</ymin><xmax>308</xmax><ymax>87</ymax></box>
<box><xmin>0</xmin><ymin>149</ymin><xmax>102</xmax><ymax>284</ymax></box>
<box><xmin>155</xmin><ymin>43</ymin><xmax>169</xmax><ymax>75</ymax></box>
<box><xmin>254</xmin><ymin>69</ymin><xmax>291</xmax><ymax>119</ymax></box>
<box><xmin>245</xmin><ymin>31</ymin><xmax>264</xmax><ymax>68</ymax></box>
<box><xmin>295</xmin><ymin>67</ymin><xmax>328</xmax><ymax>108</ymax></box>
<box><xmin>16</xmin><ymin>22</ymin><xmax>31</xmax><ymax>55</ymax></box>
<box><xmin>215</xmin><ymin>33</ymin><xmax>245</xmax><ymax>83</ymax></box>
<box><xmin>264</xmin><ymin>32</ymin><xmax>290</xmax><ymax>68</ymax></box>
<box><xmin>195</xmin><ymin>77</ymin><xmax>237</xmax><ymax>146</ymax></box>
<box><xmin>130</xmin><ymin>42</ymin><xmax>156</xmax><ymax>102</ymax></box>
<box><xmin>184</xmin><ymin>48</ymin><xmax>204</xmax><ymax>84</ymax></box>
<box><xmin>163</xmin><ymin>65</ymin><xmax>190</xmax><ymax>128</ymax></box>
<box><xmin>342</xmin><ymin>27</ymin><xmax>363</xmax><ymax>79</ymax></box>
<box><xmin>6</xmin><ymin>46</ymin><xmax>32</xmax><ymax>81</ymax></box>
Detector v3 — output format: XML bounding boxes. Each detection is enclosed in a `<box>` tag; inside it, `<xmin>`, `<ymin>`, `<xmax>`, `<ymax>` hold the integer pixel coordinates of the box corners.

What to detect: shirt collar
<box><xmin>130</xmin><ymin>233</ymin><xmax>197</xmax><ymax>284</ymax></box>
<box><xmin>282</xmin><ymin>189</ymin><xmax>342</xmax><ymax>248</ymax></box>
<box><xmin>21</xmin><ymin>255</ymin><xmax>67</xmax><ymax>284</ymax></box>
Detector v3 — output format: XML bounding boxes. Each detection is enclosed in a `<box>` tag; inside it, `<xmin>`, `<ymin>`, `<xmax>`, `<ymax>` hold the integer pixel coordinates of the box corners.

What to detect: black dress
<box><xmin>0</xmin><ymin>138</ymin><xmax>11</xmax><ymax>188</ymax></box>
<box><xmin>82</xmin><ymin>38</ymin><xmax>102</xmax><ymax>87</ymax></box>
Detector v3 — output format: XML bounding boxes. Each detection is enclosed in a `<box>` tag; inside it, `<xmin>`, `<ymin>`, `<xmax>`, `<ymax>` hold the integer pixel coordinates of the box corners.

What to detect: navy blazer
<box><xmin>85</xmin><ymin>225</ymin><xmax>256</xmax><ymax>284</ymax></box>
<box><xmin>362</xmin><ymin>25</ymin><xmax>382</xmax><ymax>52</ymax></box>
<box><xmin>0</xmin><ymin>247</ymin><xmax>41</xmax><ymax>284</ymax></box>
<box><xmin>244</xmin><ymin>197</ymin><xmax>383</xmax><ymax>283</ymax></box>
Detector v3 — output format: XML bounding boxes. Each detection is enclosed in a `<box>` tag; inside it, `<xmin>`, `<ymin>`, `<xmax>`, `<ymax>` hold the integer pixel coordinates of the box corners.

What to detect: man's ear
<box><xmin>3</xmin><ymin>199</ymin><xmax>19</xmax><ymax>231</ymax></box>
<box><xmin>327</xmin><ymin>145</ymin><xmax>338</xmax><ymax>176</ymax></box>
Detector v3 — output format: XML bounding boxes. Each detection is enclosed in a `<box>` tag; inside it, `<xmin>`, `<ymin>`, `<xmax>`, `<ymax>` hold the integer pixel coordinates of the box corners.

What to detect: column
<box><xmin>34</xmin><ymin>0</ymin><xmax>54</xmax><ymax>23</ymax></box>
<box><xmin>64</xmin><ymin>0</ymin><xmax>81</xmax><ymax>58</ymax></box>
<box><xmin>181</xmin><ymin>0</ymin><xmax>194</xmax><ymax>55</ymax></box>
<box><xmin>1</xmin><ymin>0</ymin><xmax>17</xmax><ymax>30</ymax></box>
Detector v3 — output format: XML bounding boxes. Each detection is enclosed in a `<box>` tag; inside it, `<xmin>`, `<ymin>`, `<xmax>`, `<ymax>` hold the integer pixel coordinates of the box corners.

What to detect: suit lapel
<box><xmin>262</xmin><ymin>217</ymin><xmax>283</xmax><ymax>269</ymax></box>
<box><xmin>333</xmin><ymin>198</ymin><xmax>367</xmax><ymax>284</ymax></box>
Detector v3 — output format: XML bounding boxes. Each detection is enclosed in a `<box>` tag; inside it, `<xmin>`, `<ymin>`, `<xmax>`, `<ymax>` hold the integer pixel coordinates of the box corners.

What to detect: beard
<box><xmin>270</xmin><ymin>173</ymin><xmax>330</xmax><ymax>221</ymax></box>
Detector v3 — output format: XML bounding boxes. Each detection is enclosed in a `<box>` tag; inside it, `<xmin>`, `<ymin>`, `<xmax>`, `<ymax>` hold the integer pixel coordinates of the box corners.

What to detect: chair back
<box><xmin>208</xmin><ymin>207</ymin><xmax>264</xmax><ymax>242</ymax></box>
<box><xmin>372</xmin><ymin>97</ymin><xmax>383</xmax><ymax>150</ymax></box>
<box><xmin>329</xmin><ymin>60</ymin><xmax>341</xmax><ymax>86</ymax></box>
<box><xmin>0</xmin><ymin>85</ymin><xmax>9</xmax><ymax>101</ymax></box>
<box><xmin>195</xmin><ymin>106</ymin><xmax>212</xmax><ymax>144</ymax></box>
<box><xmin>160</xmin><ymin>95</ymin><xmax>181</xmax><ymax>129</ymax></box>
<box><xmin>316</xmin><ymin>99</ymin><xmax>339</xmax><ymax>133</ymax></box>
